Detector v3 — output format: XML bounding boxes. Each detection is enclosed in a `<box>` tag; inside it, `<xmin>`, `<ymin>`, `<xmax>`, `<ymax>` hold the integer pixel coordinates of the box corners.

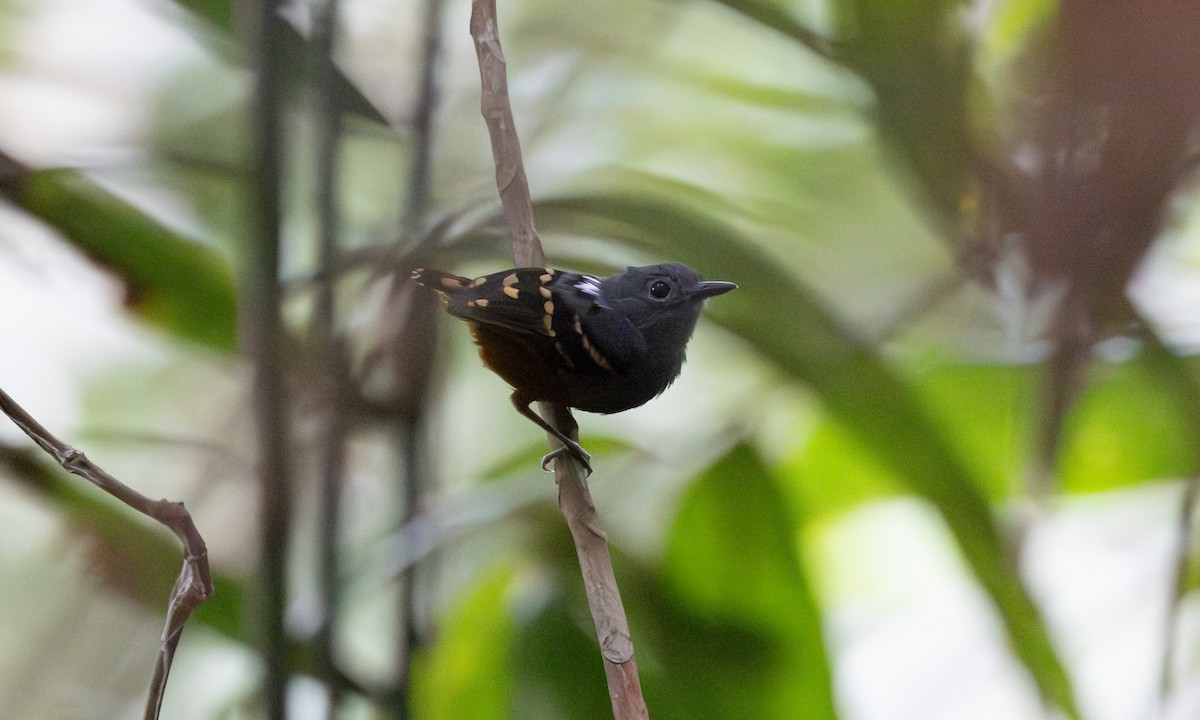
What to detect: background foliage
<box><xmin>1</xmin><ymin>0</ymin><xmax>1199</xmax><ymax>718</ymax></box>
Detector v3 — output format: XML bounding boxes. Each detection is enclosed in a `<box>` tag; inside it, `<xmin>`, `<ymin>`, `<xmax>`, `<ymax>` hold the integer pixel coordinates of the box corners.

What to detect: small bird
<box><xmin>411</xmin><ymin>262</ymin><xmax>736</xmax><ymax>473</ymax></box>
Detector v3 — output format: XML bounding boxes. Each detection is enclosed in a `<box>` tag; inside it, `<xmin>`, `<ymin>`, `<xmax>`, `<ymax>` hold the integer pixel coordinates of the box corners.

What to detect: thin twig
<box><xmin>468</xmin><ymin>2</ymin><xmax>649</xmax><ymax>717</ymax></box>
<box><xmin>0</xmin><ymin>387</ymin><xmax>213</xmax><ymax>720</ymax></box>
<box><xmin>251</xmin><ymin>1</ymin><xmax>294</xmax><ymax>717</ymax></box>
<box><xmin>393</xmin><ymin>420</ymin><xmax>421</xmax><ymax>719</ymax></box>
<box><xmin>314</xmin><ymin>0</ymin><xmax>343</xmax><ymax>338</ymax></box>
<box><xmin>403</xmin><ymin>0</ymin><xmax>445</xmax><ymax>233</ymax></box>
<box><xmin>469</xmin><ymin>0</ymin><xmax>542</xmax><ymax>268</ymax></box>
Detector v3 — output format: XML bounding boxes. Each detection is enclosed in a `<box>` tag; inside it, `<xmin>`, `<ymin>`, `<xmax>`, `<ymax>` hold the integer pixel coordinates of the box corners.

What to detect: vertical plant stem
<box><xmin>468</xmin><ymin>1</ymin><xmax>648</xmax><ymax>717</ymax></box>
<box><xmin>312</xmin><ymin>0</ymin><xmax>347</xmax><ymax>716</ymax></box>
<box><xmin>468</xmin><ymin>0</ymin><xmax>543</xmax><ymax>267</ymax></box>
<box><xmin>404</xmin><ymin>0</ymin><xmax>444</xmax><ymax>229</ymax></box>
<box><xmin>314</xmin><ymin>0</ymin><xmax>342</xmax><ymax>337</ymax></box>
<box><xmin>393</xmin><ymin>420</ymin><xmax>422</xmax><ymax>719</ymax></box>
<box><xmin>250</xmin><ymin>2</ymin><xmax>293</xmax><ymax>718</ymax></box>
<box><xmin>394</xmin><ymin>0</ymin><xmax>445</xmax><ymax>713</ymax></box>
<box><xmin>1140</xmin><ymin>332</ymin><xmax>1200</xmax><ymax>707</ymax></box>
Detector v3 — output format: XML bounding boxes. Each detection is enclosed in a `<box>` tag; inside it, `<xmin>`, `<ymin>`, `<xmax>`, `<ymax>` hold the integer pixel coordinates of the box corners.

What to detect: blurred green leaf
<box><xmin>534</xmin><ymin>173</ymin><xmax>1080</xmax><ymax>718</ymax></box>
<box><xmin>1061</xmin><ymin>354</ymin><xmax>1200</xmax><ymax>492</ymax></box>
<box><xmin>656</xmin><ymin>444</ymin><xmax>836</xmax><ymax>719</ymax></box>
<box><xmin>795</xmin><ymin>347</ymin><xmax>1200</xmax><ymax>516</ymax></box>
<box><xmin>411</xmin><ymin>564</ymin><xmax>518</xmax><ymax>720</ymax></box>
<box><xmin>914</xmin><ymin>351</ymin><xmax>1200</xmax><ymax>497</ymax></box>
<box><xmin>984</xmin><ymin>0</ymin><xmax>1056</xmax><ymax>56</ymax></box>
<box><xmin>696</xmin><ymin>0</ymin><xmax>833</xmax><ymax>55</ymax></box>
<box><xmin>785</xmin><ymin>415</ymin><xmax>902</xmax><ymax>519</ymax></box>
<box><xmin>501</xmin><ymin>452</ymin><xmax>835</xmax><ymax>720</ymax></box>
<box><xmin>914</xmin><ymin>362</ymin><xmax>1036</xmax><ymax>499</ymax></box>
<box><xmin>511</xmin><ymin>601</ymin><xmax>615</xmax><ymax>720</ymax></box>
<box><xmin>170</xmin><ymin>0</ymin><xmax>234</xmax><ymax>31</ymax></box>
<box><xmin>11</xmin><ymin>167</ymin><xmax>238</xmax><ymax>351</ymax></box>
<box><xmin>831</xmin><ymin>0</ymin><xmax>972</xmax><ymax>217</ymax></box>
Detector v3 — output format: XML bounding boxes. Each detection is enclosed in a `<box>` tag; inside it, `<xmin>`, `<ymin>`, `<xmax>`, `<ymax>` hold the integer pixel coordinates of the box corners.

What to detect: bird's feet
<box><xmin>540</xmin><ymin>439</ymin><xmax>593</xmax><ymax>477</ymax></box>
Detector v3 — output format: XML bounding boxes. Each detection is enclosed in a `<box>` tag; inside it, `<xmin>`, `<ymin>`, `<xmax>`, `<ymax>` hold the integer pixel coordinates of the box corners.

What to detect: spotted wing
<box><xmin>550</xmin><ymin>274</ymin><xmax>647</xmax><ymax>375</ymax></box>
<box><xmin>412</xmin><ymin>266</ymin><xmax>560</xmax><ymax>336</ymax></box>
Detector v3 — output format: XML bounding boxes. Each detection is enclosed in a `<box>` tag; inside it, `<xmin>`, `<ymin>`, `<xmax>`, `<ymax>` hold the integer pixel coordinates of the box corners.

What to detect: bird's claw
<box><xmin>540</xmin><ymin>441</ymin><xmax>593</xmax><ymax>477</ymax></box>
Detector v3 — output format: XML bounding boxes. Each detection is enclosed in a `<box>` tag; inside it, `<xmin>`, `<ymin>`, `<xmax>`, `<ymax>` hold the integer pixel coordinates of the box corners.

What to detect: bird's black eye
<box><xmin>649</xmin><ymin>280</ymin><xmax>671</xmax><ymax>299</ymax></box>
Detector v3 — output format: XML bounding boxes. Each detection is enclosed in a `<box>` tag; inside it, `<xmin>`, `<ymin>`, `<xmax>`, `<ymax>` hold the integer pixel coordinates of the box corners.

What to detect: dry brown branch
<box><xmin>468</xmin><ymin>1</ymin><xmax>649</xmax><ymax>717</ymax></box>
<box><xmin>469</xmin><ymin>0</ymin><xmax>544</xmax><ymax>268</ymax></box>
<box><xmin>0</xmin><ymin>387</ymin><xmax>213</xmax><ymax>720</ymax></box>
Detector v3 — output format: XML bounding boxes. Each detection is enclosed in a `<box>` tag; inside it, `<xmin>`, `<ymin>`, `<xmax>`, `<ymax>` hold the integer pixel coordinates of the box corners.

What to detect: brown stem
<box><xmin>468</xmin><ymin>1</ymin><xmax>648</xmax><ymax>717</ymax></box>
<box><xmin>468</xmin><ymin>0</ymin><xmax>544</xmax><ymax>268</ymax></box>
<box><xmin>0</xmin><ymin>387</ymin><xmax>213</xmax><ymax>720</ymax></box>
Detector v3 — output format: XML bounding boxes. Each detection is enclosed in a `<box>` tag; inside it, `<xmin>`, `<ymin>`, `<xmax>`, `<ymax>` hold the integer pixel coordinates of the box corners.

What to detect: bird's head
<box><xmin>604</xmin><ymin>263</ymin><xmax>736</xmax><ymax>344</ymax></box>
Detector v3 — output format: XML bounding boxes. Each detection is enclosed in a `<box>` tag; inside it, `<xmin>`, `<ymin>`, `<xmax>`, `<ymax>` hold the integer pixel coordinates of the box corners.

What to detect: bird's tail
<box><xmin>410</xmin><ymin>267</ymin><xmax>471</xmax><ymax>292</ymax></box>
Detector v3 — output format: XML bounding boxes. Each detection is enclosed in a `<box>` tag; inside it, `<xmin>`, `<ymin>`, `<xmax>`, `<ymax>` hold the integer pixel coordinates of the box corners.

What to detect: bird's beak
<box><xmin>693</xmin><ymin>280</ymin><xmax>737</xmax><ymax>299</ymax></box>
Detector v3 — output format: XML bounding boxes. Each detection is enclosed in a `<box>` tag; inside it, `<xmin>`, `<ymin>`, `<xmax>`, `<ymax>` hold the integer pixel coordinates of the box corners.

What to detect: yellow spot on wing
<box><xmin>503</xmin><ymin>286</ymin><xmax>520</xmax><ymax>299</ymax></box>
<box><xmin>539</xmin><ymin>272</ymin><xmax>554</xmax><ymax>283</ymax></box>
<box><xmin>503</xmin><ymin>273</ymin><xmax>519</xmax><ymax>287</ymax></box>
<box><xmin>539</xmin><ymin>286</ymin><xmax>552</xmax><ymax>298</ymax></box>
<box><xmin>471</xmin><ymin>276</ymin><xmax>488</xmax><ymax>287</ymax></box>
<box><xmin>439</xmin><ymin>276</ymin><xmax>465</xmax><ymax>289</ymax></box>
<box><xmin>581</xmin><ymin>334</ymin><xmax>613</xmax><ymax>370</ymax></box>
<box><xmin>543</xmin><ymin>313</ymin><xmax>556</xmax><ymax>336</ymax></box>
<box><xmin>554</xmin><ymin>341</ymin><xmax>574</xmax><ymax>368</ymax></box>
<box><xmin>543</xmin><ymin>300</ymin><xmax>554</xmax><ymax>314</ymax></box>
<box><xmin>475</xmin><ymin>298</ymin><xmax>489</xmax><ymax>307</ymax></box>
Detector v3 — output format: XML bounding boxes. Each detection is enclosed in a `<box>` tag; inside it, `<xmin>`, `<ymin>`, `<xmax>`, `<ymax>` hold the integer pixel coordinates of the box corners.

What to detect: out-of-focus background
<box><xmin>2</xmin><ymin>0</ymin><xmax>1200</xmax><ymax>718</ymax></box>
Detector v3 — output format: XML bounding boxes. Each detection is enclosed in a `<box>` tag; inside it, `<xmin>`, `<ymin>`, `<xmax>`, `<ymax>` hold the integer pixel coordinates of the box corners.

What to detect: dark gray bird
<box><xmin>412</xmin><ymin>263</ymin><xmax>736</xmax><ymax>473</ymax></box>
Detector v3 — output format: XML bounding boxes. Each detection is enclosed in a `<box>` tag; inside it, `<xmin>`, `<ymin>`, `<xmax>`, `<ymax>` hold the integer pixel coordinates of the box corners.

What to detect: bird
<box><xmin>411</xmin><ymin>262</ymin><xmax>736</xmax><ymax>473</ymax></box>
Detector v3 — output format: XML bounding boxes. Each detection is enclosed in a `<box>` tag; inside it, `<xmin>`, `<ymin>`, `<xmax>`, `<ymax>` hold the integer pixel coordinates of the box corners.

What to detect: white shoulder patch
<box><xmin>575</xmin><ymin>275</ymin><xmax>603</xmax><ymax>298</ymax></box>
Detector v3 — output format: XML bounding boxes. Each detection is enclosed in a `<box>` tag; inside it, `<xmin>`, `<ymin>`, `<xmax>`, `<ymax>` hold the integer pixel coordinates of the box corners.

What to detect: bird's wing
<box><xmin>414</xmin><ymin>267</ymin><xmax>561</xmax><ymax>337</ymax></box>
<box><xmin>554</xmin><ymin>275</ymin><xmax>647</xmax><ymax>374</ymax></box>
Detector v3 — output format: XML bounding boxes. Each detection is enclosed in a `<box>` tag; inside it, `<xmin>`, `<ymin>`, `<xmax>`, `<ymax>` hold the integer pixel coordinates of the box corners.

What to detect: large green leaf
<box><xmin>170</xmin><ymin>0</ymin><xmax>234</xmax><ymax>31</ymax></box>
<box><xmin>7</xmin><ymin>166</ymin><xmax>238</xmax><ymax>351</ymax></box>
<box><xmin>790</xmin><ymin>362</ymin><xmax>1030</xmax><ymax>520</ymax></box>
<box><xmin>657</xmin><ymin>444</ymin><xmax>836</xmax><ymax>720</ymax></box>
<box><xmin>799</xmin><ymin>353</ymin><xmax>1200</xmax><ymax>511</ymax></box>
<box><xmin>784</xmin><ymin>413</ymin><xmax>903</xmax><ymax>519</ymax></box>
<box><xmin>912</xmin><ymin>362</ymin><xmax>1036</xmax><ymax>499</ymax></box>
<box><xmin>511</xmin><ymin>599</ymin><xmax>617</xmax><ymax>720</ymax></box>
<box><xmin>533</xmin><ymin>173</ymin><xmax>1080</xmax><ymax>718</ymax></box>
<box><xmin>693</xmin><ymin>0</ymin><xmax>833</xmax><ymax>55</ymax></box>
<box><xmin>1059</xmin><ymin>349</ymin><xmax>1200</xmax><ymax>492</ymax></box>
<box><xmin>495</xmin><ymin>457</ymin><xmax>835</xmax><ymax>720</ymax></box>
<box><xmin>411</xmin><ymin>565</ymin><xmax>519</xmax><ymax>720</ymax></box>
<box><xmin>912</xmin><ymin>352</ymin><xmax>1200</xmax><ymax>498</ymax></box>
